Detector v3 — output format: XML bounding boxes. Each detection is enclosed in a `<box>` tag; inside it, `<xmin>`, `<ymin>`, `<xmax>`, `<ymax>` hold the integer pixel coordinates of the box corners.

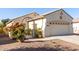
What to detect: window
<box><xmin>50</xmin><ymin>22</ymin><xmax>51</xmax><ymax>24</ymax></box>
<box><xmin>52</xmin><ymin>22</ymin><xmax>54</xmax><ymax>24</ymax></box>
<box><xmin>60</xmin><ymin>11</ymin><xmax>63</xmax><ymax>15</ymax></box>
<box><xmin>60</xmin><ymin>11</ymin><xmax>63</xmax><ymax>19</ymax></box>
<box><xmin>47</xmin><ymin>25</ymin><xmax>49</xmax><ymax>26</ymax></box>
<box><xmin>60</xmin><ymin>16</ymin><xmax>62</xmax><ymax>19</ymax></box>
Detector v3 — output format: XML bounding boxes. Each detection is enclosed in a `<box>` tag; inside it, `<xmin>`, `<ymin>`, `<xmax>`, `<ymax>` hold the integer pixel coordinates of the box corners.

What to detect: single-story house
<box><xmin>5</xmin><ymin>9</ymin><xmax>73</xmax><ymax>38</ymax></box>
<box><xmin>73</xmin><ymin>19</ymin><xmax>79</xmax><ymax>34</ymax></box>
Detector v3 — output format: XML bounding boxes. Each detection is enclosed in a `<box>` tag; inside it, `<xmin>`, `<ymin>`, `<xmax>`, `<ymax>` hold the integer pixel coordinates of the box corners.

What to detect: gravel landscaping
<box><xmin>0</xmin><ymin>36</ymin><xmax>79</xmax><ymax>51</ymax></box>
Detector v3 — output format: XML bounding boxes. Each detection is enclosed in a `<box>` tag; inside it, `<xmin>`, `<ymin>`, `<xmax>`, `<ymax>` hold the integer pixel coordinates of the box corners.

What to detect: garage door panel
<box><xmin>50</xmin><ymin>25</ymin><xmax>69</xmax><ymax>35</ymax></box>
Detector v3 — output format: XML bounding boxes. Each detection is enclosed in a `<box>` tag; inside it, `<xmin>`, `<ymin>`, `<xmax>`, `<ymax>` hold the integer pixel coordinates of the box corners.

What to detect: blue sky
<box><xmin>0</xmin><ymin>8</ymin><xmax>79</xmax><ymax>20</ymax></box>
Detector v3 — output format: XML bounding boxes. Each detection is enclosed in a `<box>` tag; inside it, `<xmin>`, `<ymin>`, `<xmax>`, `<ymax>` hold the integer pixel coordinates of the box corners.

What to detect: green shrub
<box><xmin>25</xmin><ymin>29</ymin><xmax>32</xmax><ymax>35</ymax></box>
<box><xmin>0</xmin><ymin>19</ymin><xmax>10</xmax><ymax>34</ymax></box>
<box><xmin>9</xmin><ymin>24</ymin><xmax>25</xmax><ymax>42</ymax></box>
<box><xmin>0</xmin><ymin>27</ymin><xmax>4</xmax><ymax>34</ymax></box>
<box><xmin>35</xmin><ymin>28</ymin><xmax>43</xmax><ymax>38</ymax></box>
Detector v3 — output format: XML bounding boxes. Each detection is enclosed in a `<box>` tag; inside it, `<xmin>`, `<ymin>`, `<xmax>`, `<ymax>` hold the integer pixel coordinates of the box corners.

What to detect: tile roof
<box><xmin>7</xmin><ymin>12</ymin><xmax>40</xmax><ymax>24</ymax></box>
<box><xmin>42</xmin><ymin>9</ymin><xmax>73</xmax><ymax>19</ymax></box>
<box><xmin>5</xmin><ymin>12</ymin><xmax>44</xmax><ymax>28</ymax></box>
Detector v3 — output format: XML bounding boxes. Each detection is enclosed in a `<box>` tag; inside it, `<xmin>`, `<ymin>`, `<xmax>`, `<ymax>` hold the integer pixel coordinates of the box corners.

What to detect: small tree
<box><xmin>1</xmin><ymin>18</ymin><xmax>10</xmax><ymax>26</ymax></box>
<box><xmin>11</xmin><ymin>24</ymin><xmax>25</xmax><ymax>42</ymax></box>
<box><xmin>0</xmin><ymin>21</ymin><xmax>4</xmax><ymax>33</ymax></box>
<box><xmin>0</xmin><ymin>19</ymin><xmax>10</xmax><ymax>34</ymax></box>
<box><xmin>4</xmin><ymin>22</ymin><xmax>26</xmax><ymax>42</ymax></box>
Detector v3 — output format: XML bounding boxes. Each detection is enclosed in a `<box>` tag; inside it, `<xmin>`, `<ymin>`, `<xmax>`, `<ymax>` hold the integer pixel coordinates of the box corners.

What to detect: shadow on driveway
<box><xmin>0</xmin><ymin>35</ymin><xmax>16</xmax><ymax>45</ymax></box>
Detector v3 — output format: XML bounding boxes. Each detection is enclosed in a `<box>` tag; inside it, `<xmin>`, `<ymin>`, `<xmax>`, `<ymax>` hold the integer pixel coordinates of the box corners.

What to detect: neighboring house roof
<box><xmin>42</xmin><ymin>9</ymin><xmax>73</xmax><ymax>19</ymax></box>
<box><xmin>73</xmin><ymin>19</ymin><xmax>79</xmax><ymax>23</ymax></box>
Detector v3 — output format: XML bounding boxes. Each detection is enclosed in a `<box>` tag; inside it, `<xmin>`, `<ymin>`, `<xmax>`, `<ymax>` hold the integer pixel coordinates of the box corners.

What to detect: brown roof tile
<box><xmin>7</xmin><ymin>12</ymin><xmax>40</xmax><ymax>24</ymax></box>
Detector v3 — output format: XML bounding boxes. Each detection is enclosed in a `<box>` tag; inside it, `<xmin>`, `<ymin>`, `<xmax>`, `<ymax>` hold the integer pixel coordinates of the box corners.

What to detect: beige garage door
<box><xmin>49</xmin><ymin>25</ymin><xmax>69</xmax><ymax>36</ymax></box>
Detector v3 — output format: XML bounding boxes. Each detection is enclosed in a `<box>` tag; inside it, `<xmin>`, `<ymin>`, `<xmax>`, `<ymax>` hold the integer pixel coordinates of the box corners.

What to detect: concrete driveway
<box><xmin>28</xmin><ymin>35</ymin><xmax>79</xmax><ymax>45</ymax></box>
<box><xmin>45</xmin><ymin>35</ymin><xmax>79</xmax><ymax>45</ymax></box>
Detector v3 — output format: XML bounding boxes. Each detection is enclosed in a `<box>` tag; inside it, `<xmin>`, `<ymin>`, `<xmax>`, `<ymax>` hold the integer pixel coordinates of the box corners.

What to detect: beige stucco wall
<box><xmin>25</xmin><ymin>9</ymin><xmax>73</xmax><ymax>37</ymax></box>
<box><xmin>44</xmin><ymin>10</ymin><xmax>73</xmax><ymax>37</ymax></box>
<box><xmin>45</xmin><ymin>10</ymin><xmax>72</xmax><ymax>22</ymax></box>
<box><xmin>28</xmin><ymin>19</ymin><xmax>43</xmax><ymax>29</ymax></box>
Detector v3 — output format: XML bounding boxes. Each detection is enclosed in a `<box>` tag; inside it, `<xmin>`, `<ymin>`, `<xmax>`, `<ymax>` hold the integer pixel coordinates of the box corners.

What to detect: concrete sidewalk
<box><xmin>27</xmin><ymin>35</ymin><xmax>79</xmax><ymax>45</ymax></box>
